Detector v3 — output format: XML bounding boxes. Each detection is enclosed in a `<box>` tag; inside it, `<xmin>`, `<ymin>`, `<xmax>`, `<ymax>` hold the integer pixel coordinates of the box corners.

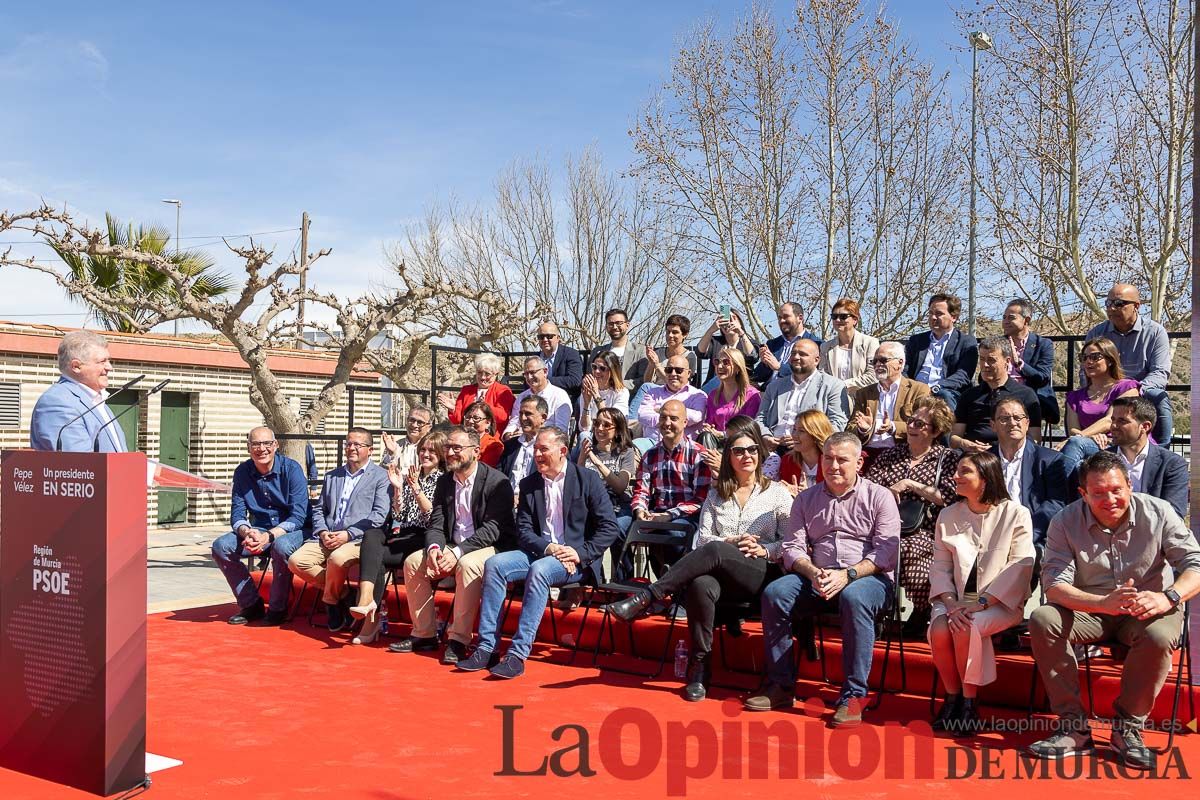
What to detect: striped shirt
<box><xmin>630</xmin><ymin>438</ymin><xmax>711</xmax><ymax>519</ymax></box>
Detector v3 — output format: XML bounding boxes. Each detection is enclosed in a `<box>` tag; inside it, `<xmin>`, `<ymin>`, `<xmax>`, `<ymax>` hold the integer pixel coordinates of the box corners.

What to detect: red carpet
<box><xmin>2</xmin><ymin>585</ymin><xmax>1197</xmax><ymax>798</ymax></box>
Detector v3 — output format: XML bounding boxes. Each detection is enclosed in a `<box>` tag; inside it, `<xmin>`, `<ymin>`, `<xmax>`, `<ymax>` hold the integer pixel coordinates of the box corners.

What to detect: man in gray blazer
<box><xmin>756</xmin><ymin>339</ymin><xmax>850</xmax><ymax>448</ymax></box>
<box><xmin>288</xmin><ymin>427</ymin><xmax>392</xmax><ymax>631</ymax></box>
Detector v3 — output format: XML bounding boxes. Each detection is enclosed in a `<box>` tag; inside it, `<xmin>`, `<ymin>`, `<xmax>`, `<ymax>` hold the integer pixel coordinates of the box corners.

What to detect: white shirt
<box><xmin>505</xmin><ymin>384</ymin><xmax>573</xmax><ymax>435</ymax></box>
<box><xmin>776</xmin><ymin>373</ymin><xmax>814</xmax><ymax>436</ymax></box>
<box><xmin>64</xmin><ymin>376</ymin><xmax>122</xmax><ymax>451</ymax></box>
<box><xmin>1119</xmin><ymin>441</ymin><xmax>1151</xmax><ymax>494</ymax></box>
<box><xmin>916</xmin><ymin>330</ymin><xmax>951</xmax><ymax>386</ymax></box>
<box><xmin>451</xmin><ymin>465</ymin><xmax>478</xmax><ymax>550</ymax></box>
<box><xmin>578</xmin><ymin>386</ymin><xmax>631</xmax><ymax>430</ymax></box>
<box><xmin>776</xmin><ymin>334</ymin><xmax>803</xmax><ymax>377</ymax></box>
<box><xmin>868</xmin><ymin>380</ymin><xmax>900</xmax><ymax>449</ymax></box>
<box><xmin>609</xmin><ymin>343</ymin><xmax>626</xmax><ymax>358</ymax></box>
<box><xmin>544</xmin><ymin>469</ymin><xmax>567</xmax><ymax>546</ymax></box>
<box><xmin>833</xmin><ymin>345</ymin><xmax>854</xmax><ymax>381</ymax></box>
<box><xmin>510</xmin><ymin>434</ymin><xmax>538</xmax><ymax>496</ymax></box>
<box><xmin>999</xmin><ymin>443</ymin><xmax>1025</xmax><ymax>502</ymax></box>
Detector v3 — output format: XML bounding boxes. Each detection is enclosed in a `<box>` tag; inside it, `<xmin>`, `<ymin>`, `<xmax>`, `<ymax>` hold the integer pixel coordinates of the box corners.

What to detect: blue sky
<box><xmin>0</xmin><ymin>0</ymin><xmax>966</xmax><ymax>330</ymax></box>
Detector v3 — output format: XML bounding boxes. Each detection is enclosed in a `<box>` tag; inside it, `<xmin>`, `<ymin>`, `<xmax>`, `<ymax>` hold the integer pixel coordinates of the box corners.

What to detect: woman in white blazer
<box><xmin>818</xmin><ymin>298</ymin><xmax>879</xmax><ymax>393</ymax></box>
<box><xmin>928</xmin><ymin>450</ymin><xmax>1034</xmax><ymax>735</ymax></box>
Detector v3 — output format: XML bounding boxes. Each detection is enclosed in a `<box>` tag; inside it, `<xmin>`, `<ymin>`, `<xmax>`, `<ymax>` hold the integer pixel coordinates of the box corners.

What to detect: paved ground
<box><xmin>148</xmin><ymin>525</ymin><xmax>232</xmax><ymax>613</ymax></box>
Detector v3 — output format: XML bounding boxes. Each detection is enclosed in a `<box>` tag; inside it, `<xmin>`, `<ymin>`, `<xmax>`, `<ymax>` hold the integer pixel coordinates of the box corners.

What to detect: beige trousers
<box><xmin>289</xmin><ymin>539</ymin><xmax>361</xmax><ymax>605</ymax></box>
<box><xmin>403</xmin><ymin>546</ymin><xmax>496</xmax><ymax>644</ymax></box>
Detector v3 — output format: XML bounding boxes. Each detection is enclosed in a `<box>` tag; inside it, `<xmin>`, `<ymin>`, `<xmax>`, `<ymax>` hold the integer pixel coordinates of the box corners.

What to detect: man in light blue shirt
<box><xmin>288</xmin><ymin>428</ymin><xmax>391</xmax><ymax>632</ymax></box>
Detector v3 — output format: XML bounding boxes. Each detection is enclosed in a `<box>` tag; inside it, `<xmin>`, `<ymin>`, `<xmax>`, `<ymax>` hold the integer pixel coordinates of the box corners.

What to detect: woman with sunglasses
<box><xmin>928</xmin><ymin>451</ymin><xmax>1034</xmax><ymax>735</ymax></box>
<box><xmin>606</xmin><ymin>426</ymin><xmax>791</xmax><ymax>702</ymax></box>
<box><xmin>703</xmin><ymin>346</ymin><xmax>761</xmax><ymax>434</ymax></box>
<box><xmin>865</xmin><ymin>396</ymin><xmax>960</xmax><ymax>638</ymax></box>
<box><xmin>349</xmin><ymin>430</ymin><xmax>448</xmax><ymax>644</ymax></box>
<box><xmin>1055</xmin><ymin>337</ymin><xmax>1140</xmax><ymax>473</ymax></box>
<box><xmin>579</xmin><ymin>351</ymin><xmax>630</xmax><ymax>434</ymax></box>
<box><xmin>437</xmin><ymin>352</ymin><xmax>515</xmax><ymax>433</ymax></box>
<box><xmin>460</xmin><ymin>400</ymin><xmax>504</xmax><ymax>467</ymax></box>
<box><xmin>578</xmin><ymin>407</ymin><xmax>639</xmax><ymax>580</ymax></box>
<box><xmin>818</xmin><ymin>298</ymin><xmax>880</xmax><ymax>393</ymax></box>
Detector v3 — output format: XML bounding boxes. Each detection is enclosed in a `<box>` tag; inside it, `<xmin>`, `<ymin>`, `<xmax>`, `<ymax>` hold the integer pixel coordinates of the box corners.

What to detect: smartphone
<box><xmin>719</xmin><ymin>303</ymin><xmax>731</xmax><ymax>320</ymax></box>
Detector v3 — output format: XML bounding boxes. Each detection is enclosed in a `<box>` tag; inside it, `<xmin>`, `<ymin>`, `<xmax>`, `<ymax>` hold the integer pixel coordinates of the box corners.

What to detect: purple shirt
<box><xmin>705</xmin><ymin>385</ymin><xmax>762</xmax><ymax>432</ymax></box>
<box><xmin>638</xmin><ymin>384</ymin><xmax>708</xmax><ymax>442</ymax></box>
<box><xmin>1065</xmin><ymin>378</ymin><xmax>1140</xmax><ymax>429</ymax></box>
<box><xmin>782</xmin><ymin>477</ymin><xmax>900</xmax><ymax>580</ymax></box>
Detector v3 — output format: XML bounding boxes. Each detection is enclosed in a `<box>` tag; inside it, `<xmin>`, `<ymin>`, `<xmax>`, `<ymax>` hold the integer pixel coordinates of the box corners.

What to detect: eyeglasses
<box><xmin>607</xmin><ymin>319</ymin><xmax>628</xmax><ymax>327</ymax></box>
<box><xmin>831</xmin><ymin>313</ymin><xmax>855</xmax><ymax>322</ymax></box>
<box><xmin>906</xmin><ymin>418</ymin><xmax>931</xmax><ymax>430</ymax></box>
<box><xmin>591</xmin><ymin>363</ymin><xmax>610</xmax><ymax>371</ymax></box>
<box><xmin>870</xmin><ymin>357</ymin><xmax>897</xmax><ymax>366</ymax></box>
<box><xmin>406</xmin><ymin>418</ymin><xmax>430</xmax><ymax>428</ymax></box>
<box><xmin>1081</xmin><ymin>352</ymin><xmax>1107</xmax><ymax>363</ymax></box>
<box><xmin>537</xmin><ymin>333</ymin><xmax>558</xmax><ymax>341</ymax></box>
<box><xmin>995</xmin><ymin>415</ymin><xmax>1028</xmax><ymax>425</ymax></box>
<box><xmin>445</xmin><ymin>443</ymin><xmax>476</xmax><ymax>453</ymax></box>
<box><xmin>463</xmin><ymin>415</ymin><xmax>487</xmax><ymax>424</ymax></box>
<box><xmin>728</xmin><ymin>445</ymin><xmax>760</xmax><ymax>458</ymax></box>
<box><xmin>1105</xmin><ymin>299</ymin><xmax>1137</xmax><ymax>310</ymax></box>
<box><xmin>523</xmin><ymin>368</ymin><xmax>546</xmax><ymax>376</ymax></box>
<box><xmin>664</xmin><ymin>366</ymin><xmax>688</xmax><ymax>375</ymax></box>
<box><xmin>594</xmin><ymin>422</ymin><xmax>615</xmax><ymax>430</ymax></box>
<box><xmin>714</xmin><ymin>358</ymin><xmax>733</xmax><ymax>367</ymax></box>
<box><xmin>248</xmin><ymin>440</ymin><xmax>276</xmax><ymax>449</ymax></box>
<box><xmin>345</xmin><ymin>441</ymin><xmax>372</xmax><ymax>450</ymax></box>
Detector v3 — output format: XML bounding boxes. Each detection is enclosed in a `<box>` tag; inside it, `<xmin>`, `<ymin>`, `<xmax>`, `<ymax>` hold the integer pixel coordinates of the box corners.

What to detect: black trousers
<box><xmin>359</xmin><ymin>526</ymin><xmax>425</xmax><ymax>606</ymax></box>
<box><xmin>651</xmin><ymin>540</ymin><xmax>780</xmax><ymax>656</ymax></box>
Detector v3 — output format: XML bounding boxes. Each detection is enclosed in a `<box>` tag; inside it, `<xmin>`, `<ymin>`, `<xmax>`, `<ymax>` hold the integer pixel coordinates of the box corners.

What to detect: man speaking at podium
<box><xmin>29</xmin><ymin>330</ymin><xmax>128</xmax><ymax>453</ymax></box>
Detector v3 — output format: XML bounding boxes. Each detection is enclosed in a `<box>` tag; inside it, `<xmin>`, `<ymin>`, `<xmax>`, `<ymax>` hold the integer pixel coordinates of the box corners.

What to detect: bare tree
<box><xmin>0</xmin><ymin>205</ymin><xmax>516</xmax><ymax>457</ymax></box>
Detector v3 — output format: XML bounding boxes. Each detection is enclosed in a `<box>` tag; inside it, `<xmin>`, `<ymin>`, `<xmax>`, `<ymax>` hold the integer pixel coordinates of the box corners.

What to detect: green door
<box><xmin>157</xmin><ymin>391</ymin><xmax>191</xmax><ymax>525</ymax></box>
<box><xmin>105</xmin><ymin>392</ymin><xmax>140</xmax><ymax>454</ymax></box>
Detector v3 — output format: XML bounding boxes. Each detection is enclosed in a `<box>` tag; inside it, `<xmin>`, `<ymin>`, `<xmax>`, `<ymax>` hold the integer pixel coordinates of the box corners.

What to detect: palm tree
<box><xmin>51</xmin><ymin>213</ymin><xmax>235</xmax><ymax>332</ymax></box>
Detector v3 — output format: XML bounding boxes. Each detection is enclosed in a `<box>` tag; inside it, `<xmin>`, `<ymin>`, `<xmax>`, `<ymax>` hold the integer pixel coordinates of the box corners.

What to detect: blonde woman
<box><xmin>579</xmin><ymin>350</ymin><xmax>631</xmax><ymax>433</ymax></box>
<box><xmin>704</xmin><ymin>347</ymin><xmax>762</xmax><ymax>433</ymax></box>
<box><xmin>778</xmin><ymin>409</ymin><xmax>831</xmax><ymax>494</ymax></box>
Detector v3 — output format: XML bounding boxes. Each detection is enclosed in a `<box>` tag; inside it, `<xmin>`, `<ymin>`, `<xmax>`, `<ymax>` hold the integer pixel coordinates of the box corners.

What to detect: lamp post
<box><xmin>967</xmin><ymin>30</ymin><xmax>991</xmax><ymax>337</ymax></box>
<box><xmin>161</xmin><ymin>199</ymin><xmax>182</xmax><ymax>335</ymax></box>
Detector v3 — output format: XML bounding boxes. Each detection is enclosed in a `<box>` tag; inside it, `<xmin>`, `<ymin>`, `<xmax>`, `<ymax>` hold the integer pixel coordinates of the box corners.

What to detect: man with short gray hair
<box><xmin>31</xmin><ymin>330</ymin><xmax>127</xmax><ymax>452</ymax></box>
<box><xmin>504</xmin><ymin>356</ymin><xmax>572</xmax><ymax>437</ymax></box>
<box><xmin>849</xmin><ymin>341</ymin><xmax>930</xmax><ymax>453</ymax></box>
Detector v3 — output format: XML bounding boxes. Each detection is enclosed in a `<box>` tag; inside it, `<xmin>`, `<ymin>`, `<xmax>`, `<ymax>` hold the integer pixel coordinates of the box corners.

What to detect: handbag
<box><xmin>897</xmin><ymin>449</ymin><xmax>946</xmax><ymax>536</ymax></box>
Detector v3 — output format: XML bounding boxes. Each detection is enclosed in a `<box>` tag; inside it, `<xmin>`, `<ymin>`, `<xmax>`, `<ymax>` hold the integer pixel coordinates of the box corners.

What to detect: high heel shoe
<box><xmin>351</xmin><ymin>617</ymin><xmax>381</xmax><ymax>645</ymax></box>
<box><xmin>349</xmin><ymin>600</ymin><xmax>377</xmax><ymax>622</ymax></box>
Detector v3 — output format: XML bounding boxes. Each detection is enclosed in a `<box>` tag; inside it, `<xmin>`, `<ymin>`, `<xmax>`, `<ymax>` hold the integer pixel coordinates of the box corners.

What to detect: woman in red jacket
<box><xmin>437</xmin><ymin>352</ymin><xmax>515</xmax><ymax>433</ymax></box>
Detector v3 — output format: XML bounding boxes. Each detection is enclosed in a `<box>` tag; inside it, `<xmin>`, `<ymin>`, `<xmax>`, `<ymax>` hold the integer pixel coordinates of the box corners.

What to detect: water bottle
<box><xmin>674</xmin><ymin>639</ymin><xmax>689</xmax><ymax>679</ymax></box>
<box><xmin>379</xmin><ymin>609</ymin><xmax>389</xmax><ymax>637</ymax></box>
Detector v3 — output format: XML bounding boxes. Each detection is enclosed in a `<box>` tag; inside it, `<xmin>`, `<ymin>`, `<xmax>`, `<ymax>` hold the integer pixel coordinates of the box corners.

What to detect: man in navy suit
<box><xmin>536</xmin><ymin>321</ymin><xmax>584</xmax><ymax>401</ymax></box>
<box><xmin>458</xmin><ymin>425</ymin><xmax>620</xmax><ymax>679</ymax></box>
<box><xmin>1001</xmin><ymin>299</ymin><xmax>1059</xmax><ymax>426</ymax></box>
<box><xmin>990</xmin><ymin>398</ymin><xmax>1068</xmax><ymax>547</ymax></box>
<box><xmin>904</xmin><ymin>293</ymin><xmax>978</xmax><ymax>412</ymax></box>
<box><xmin>1107</xmin><ymin>396</ymin><xmax>1188</xmax><ymax>520</ymax></box>
<box><xmin>752</xmin><ymin>302</ymin><xmax>822</xmax><ymax>387</ymax></box>
<box><xmin>30</xmin><ymin>330</ymin><xmax>128</xmax><ymax>452</ymax></box>
<box><xmin>288</xmin><ymin>427</ymin><xmax>392</xmax><ymax>631</ymax></box>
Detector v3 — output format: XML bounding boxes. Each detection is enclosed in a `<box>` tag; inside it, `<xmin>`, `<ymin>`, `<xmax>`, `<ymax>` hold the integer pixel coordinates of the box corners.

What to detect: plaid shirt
<box><xmin>631</xmin><ymin>438</ymin><xmax>711</xmax><ymax>519</ymax></box>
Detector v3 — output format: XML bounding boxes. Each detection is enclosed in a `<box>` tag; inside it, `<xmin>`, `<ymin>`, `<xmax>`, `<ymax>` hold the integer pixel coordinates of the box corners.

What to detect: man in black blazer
<box><xmin>394</xmin><ymin>426</ymin><xmax>516</xmax><ymax>664</ymax></box>
<box><xmin>1002</xmin><ymin>299</ymin><xmax>1060</xmax><ymax>425</ymax></box>
<box><xmin>458</xmin><ymin>426</ymin><xmax>620</xmax><ymax>678</ymax></box>
<box><xmin>990</xmin><ymin>398</ymin><xmax>1069</xmax><ymax>547</ymax></box>
<box><xmin>536</xmin><ymin>321</ymin><xmax>584</xmax><ymax>401</ymax></box>
<box><xmin>1107</xmin><ymin>396</ymin><xmax>1188</xmax><ymax>519</ymax></box>
<box><xmin>904</xmin><ymin>292</ymin><xmax>978</xmax><ymax>412</ymax></box>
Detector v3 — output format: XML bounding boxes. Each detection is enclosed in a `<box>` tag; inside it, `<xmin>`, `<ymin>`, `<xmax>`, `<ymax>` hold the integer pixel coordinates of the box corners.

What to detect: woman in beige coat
<box><xmin>928</xmin><ymin>450</ymin><xmax>1034</xmax><ymax>735</ymax></box>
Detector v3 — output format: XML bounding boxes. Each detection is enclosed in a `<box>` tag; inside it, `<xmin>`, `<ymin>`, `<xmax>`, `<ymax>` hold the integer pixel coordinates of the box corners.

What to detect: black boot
<box><xmin>607</xmin><ymin>588</ymin><xmax>655</xmax><ymax>622</ymax></box>
<box><xmin>953</xmin><ymin>698</ymin><xmax>981</xmax><ymax>737</ymax></box>
<box><xmin>683</xmin><ymin>653</ymin><xmax>711</xmax><ymax>702</ymax></box>
<box><xmin>931</xmin><ymin>692</ymin><xmax>962</xmax><ymax>732</ymax></box>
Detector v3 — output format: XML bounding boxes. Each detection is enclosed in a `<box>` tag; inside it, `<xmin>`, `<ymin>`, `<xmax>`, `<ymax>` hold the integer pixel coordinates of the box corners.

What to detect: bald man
<box><xmin>756</xmin><ymin>339</ymin><xmax>850</xmax><ymax>449</ymax></box>
<box><xmin>1084</xmin><ymin>284</ymin><xmax>1173</xmax><ymax>445</ymax></box>
<box><xmin>536</xmin><ymin>321</ymin><xmax>584</xmax><ymax>401</ymax></box>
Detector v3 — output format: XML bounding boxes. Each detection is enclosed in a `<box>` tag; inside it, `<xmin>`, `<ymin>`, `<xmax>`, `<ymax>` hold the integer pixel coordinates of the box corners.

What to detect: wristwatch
<box><xmin>1164</xmin><ymin>588</ymin><xmax>1182</xmax><ymax>608</ymax></box>
<box><xmin>846</xmin><ymin>567</ymin><xmax>858</xmax><ymax>583</ymax></box>
<box><xmin>977</xmin><ymin>596</ymin><xmax>990</xmax><ymax>609</ymax></box>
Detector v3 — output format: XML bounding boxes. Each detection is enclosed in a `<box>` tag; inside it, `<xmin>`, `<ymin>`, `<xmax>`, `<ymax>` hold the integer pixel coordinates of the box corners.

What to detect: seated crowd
<box><xmin>212</xmin><ymin>283</ymin><xmax>1191</xmax><ymax>770</ymax></box>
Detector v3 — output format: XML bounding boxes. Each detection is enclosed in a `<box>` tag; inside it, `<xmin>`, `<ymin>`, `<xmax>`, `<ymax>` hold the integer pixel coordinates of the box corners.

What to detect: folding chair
<box><xmin>586</xmin><ymin>519</ymin><xmax>691</xmax><ymax>678</ymax></box>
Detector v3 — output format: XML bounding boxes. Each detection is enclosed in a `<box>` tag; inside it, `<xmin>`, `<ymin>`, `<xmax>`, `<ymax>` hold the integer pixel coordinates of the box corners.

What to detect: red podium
<box><xmin>0</xmin><ymin>450</ymin><xmax>147</xmax><ymax>796</ymax></box>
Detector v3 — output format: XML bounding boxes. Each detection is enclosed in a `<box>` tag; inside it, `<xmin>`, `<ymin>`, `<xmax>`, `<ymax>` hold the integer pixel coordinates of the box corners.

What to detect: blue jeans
<box><xmin>761</xmin><ymin>572</ymin><xmax>892</xmax><ymax>704</ymax></box>
<box><xmin>1058</xmin><ymin>434</ymin><xmax>1100</xmax><ymax>475</ymax></box>
<box><xmin>932</xmin><ymin>386</ymin><xmax>960</xmax><ymax>412</ymax></box>
<box><xmin>211</xmin><ymin>529</ymin><xmax>304</xmax><ymax>612</ymax></box>
<box><xmin>607</xmin><ymin>505</ymin><xmax>635</xmax><ymax>582</ymax></box>
<box><xmin>1141</xmin><ymin>388</ymin><xmax>1173</xmax><ymax>446</ymax></box>
<box><xmin>476</xmin><ymin>550</ymin><xmax>582</xmax><ymax>660</ymax></box>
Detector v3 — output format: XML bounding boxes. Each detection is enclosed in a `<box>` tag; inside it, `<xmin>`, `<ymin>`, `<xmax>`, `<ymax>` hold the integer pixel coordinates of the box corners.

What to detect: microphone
<box><xmin>55</xmin><ymin>375</ymin><xmax>146</xmax><ymax>451</ymax></box>
<box><xmin>92</xmin><ymin>379</ymin><xmax>171</xmax><ymax>452</ymax></box>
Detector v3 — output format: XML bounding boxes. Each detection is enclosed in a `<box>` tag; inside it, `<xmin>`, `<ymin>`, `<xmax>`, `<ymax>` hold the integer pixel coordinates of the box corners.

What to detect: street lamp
<box><xmin>161</xmin><ymin>199</ymin><xmax>182</xmax><ymax>335</ymax></box>
<box><xmin>967</xmin><ymin>30</ymin><xmax>991</xmax><ymax>337</ymax></box>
